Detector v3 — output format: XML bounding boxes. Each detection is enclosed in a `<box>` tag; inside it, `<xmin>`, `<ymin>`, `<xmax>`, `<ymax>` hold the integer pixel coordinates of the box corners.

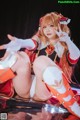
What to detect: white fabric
<box><xmin>70</xmin><ymin>102</ymin><xmax>80</xmax><ymax>117</ymax></box>
<box><xmin>43</xmin><ymin>66</ymin><xmax>67</xmax><ymax>94</ymax></box>
<box><xmin>66</xmin><ymin>37</ymin><xmax>80</xmax><ymax>59</ymax></box>
<box><xmin>56</xmin><ymin>31</ymin><xmax>80</xmax><ymax>60</ymax></box>
<box><xmin>0</xmin><ymin>53</ymin><xmax>17</xmax><ymax>69</ymax></box>
<box><xmin>30</xmin><ymin>75</ymin><xmax>36</xmax><ymax>98</ymax></box>
<box><xmin>43</xmin><ymin>66</ymin><xmax>62</xmax><ymax>86</ymax></box>
<box><xmin>55</xmin><ymin>84</ymin><xmax>66</xmax><ymax>94</ymax></box>
<box><xmin>63</xmin><ymin>95</ymin><xmax>72</xmax><ymax>101</ymax></box>
<box><xmin>60</xmin><ymin>18</ymin><xmax>71</xmax><ymax>25</ymax></box>
<box><xmin>4</xmin><ymin>38</ymin><xmax>35</xmax><ymax>52</ymax></box>
<box><xmin>37</xmin><ymin>39</ymin><xmax>64</xmax><ymax>58</ymax></box>
<box><xmin>54</xmin><ymin>42</ymin><xmax>64</xmax><ymax>58</ymax></box>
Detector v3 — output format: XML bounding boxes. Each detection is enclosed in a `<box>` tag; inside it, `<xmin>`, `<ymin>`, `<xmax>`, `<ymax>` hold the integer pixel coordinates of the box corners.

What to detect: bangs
<box><xmin>41</xmin><ymin>15</ymin><xmax>53</xmax><ymax>27</ymax></box>
<box><xmin>40</xmin><ymin>14</ymin><xmax>58</xmax><ymax>28</ymax></box>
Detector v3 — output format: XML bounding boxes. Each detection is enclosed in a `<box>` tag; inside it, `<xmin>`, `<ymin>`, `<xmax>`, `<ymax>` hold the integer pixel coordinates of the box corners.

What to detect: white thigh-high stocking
<box><xmin>30</xmin><ymin>75</ymin><xmax>36</xmax><ymax>98</ymax></box>
<box><xmin>43</xmin><ymin>66</ymin><xmax>80</xmax><ymax>118</ymax></box>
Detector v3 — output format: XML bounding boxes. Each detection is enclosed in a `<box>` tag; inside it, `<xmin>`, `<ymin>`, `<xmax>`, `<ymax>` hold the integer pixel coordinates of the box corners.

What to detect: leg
<box><xmin>11</xmin><ymin>51</ymin><xmax>32</xmax><ymax>98</ymax></box>
<box><xmin>33</xmin><ymin>55</ymin><xmax>80</xmax><ymax>118</ymax></box>
<box><xmin>33</xmin><ymin>55</ymin><xmax>53</xmax><ymax>101</ymax></box>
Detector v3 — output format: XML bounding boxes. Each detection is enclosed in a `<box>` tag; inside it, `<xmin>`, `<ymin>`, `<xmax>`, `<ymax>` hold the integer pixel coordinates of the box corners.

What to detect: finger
<box><xmin>0</xmin><ymin>45</ymin><xmax>4</xmax><ymax>50</ymax></box>
<box><xmin>55</xmin><ymin>30</ymin><xmax>61</xmax><ymax>37</ymax></box>
<box><xmin>58</xmin><ymin>23</ymin><xmax>62</xmax><ymax>33</ymax></box>
<box><xmin>7</xmin><ymin>34</ymin><xmax>15</xmax><ymax>41</ymax></box>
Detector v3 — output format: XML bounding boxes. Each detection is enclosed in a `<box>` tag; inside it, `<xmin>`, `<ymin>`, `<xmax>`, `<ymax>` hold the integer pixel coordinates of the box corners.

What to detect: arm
<box><xmin>2</xmin><ymin>34</ymin><xmax>37</xmax><ymax>52</ymax></box>
<box><xmin>64</xmin><ymin>36</ymin><xmax>80</xmax><ymax>64</ymax></box>
<box><xmin>56</xmin><ymin>31</ymin><xmax>80</xmax><ymax>64</ymax></box>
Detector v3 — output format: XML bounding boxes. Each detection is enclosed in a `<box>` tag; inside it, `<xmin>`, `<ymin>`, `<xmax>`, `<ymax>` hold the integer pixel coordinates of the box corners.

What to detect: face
<box><xmin>42</xmin><ymin>22</ymin><xmax>57</xmax><ymax>39</ymax></box>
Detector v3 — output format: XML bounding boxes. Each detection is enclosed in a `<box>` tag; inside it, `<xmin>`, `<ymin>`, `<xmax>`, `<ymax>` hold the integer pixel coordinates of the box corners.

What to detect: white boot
<box><xmin>43</xmin><ymin>66</ymin><xmax>80</xmax><ymax>118</ymax></box>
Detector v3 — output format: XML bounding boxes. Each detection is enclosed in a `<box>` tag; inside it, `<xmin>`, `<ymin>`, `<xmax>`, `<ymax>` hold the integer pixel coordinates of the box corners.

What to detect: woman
<box><xmin>31</xmin><ymin>12</ymin><xmax>80</xmax><ymax>117</ymax></box>
<box><xmin>0</xmin><ymin>12</ymin><xmax>80</xmax><ymax>117</ymax></box>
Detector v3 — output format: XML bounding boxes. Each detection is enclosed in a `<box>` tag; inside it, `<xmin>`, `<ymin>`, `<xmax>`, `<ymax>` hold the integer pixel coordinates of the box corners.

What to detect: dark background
<box><xmin>0</xmin><ymin>1</ymin><xmax>80</xmax><ymax>45</ymax></box>
<box><xmin>0</xmin><ymin>0</ymin><xmax>80</xmax><ymax>83</ymax></box>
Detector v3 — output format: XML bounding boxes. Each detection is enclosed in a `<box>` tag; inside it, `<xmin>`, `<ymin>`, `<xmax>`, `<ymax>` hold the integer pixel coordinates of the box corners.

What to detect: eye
<box><xmin>43</xmin><ymin>26</ymin><xmax>46</xmax><ymax>29</ymax></box>
<box><xmin>50</xmin><ymin>24</ymin><xmax>54</xmax><ymax>27</ymax></box>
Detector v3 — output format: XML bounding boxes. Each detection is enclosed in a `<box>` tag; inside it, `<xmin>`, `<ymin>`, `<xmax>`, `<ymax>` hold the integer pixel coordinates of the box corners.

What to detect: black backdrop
<box><xmin>0</xmin><ymin>1</ymin><xmax>80</xmax><ymax>45</ymax></box>
<box><xmin>0</xmin><ymin>0</ymin><xmax>80</xmax><ymax>82</ymax></box>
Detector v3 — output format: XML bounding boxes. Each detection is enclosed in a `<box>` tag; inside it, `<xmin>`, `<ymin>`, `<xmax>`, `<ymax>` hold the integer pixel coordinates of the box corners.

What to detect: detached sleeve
<box><xmin>3</xmin><ymin>38</ymin><xmax>37</xmax><ymax>52</ymax></box>
<box><xmin>66</xmin><ymin>38</ymin><xmax>80</xmax><ymax>65</ymax></box>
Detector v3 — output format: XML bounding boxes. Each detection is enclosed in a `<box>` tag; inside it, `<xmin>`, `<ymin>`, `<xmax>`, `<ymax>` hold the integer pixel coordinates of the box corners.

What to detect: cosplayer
<box><xmin>0</xmin><ymin>12</ymin><xmax>80</xmax><ymax>118</ymax></box>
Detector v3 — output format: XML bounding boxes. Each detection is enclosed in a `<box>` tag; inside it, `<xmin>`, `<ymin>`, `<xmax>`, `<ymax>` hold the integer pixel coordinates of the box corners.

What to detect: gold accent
<box><xmin>52</xmin><ymin>79</ymin><xmax>63</xmax><ymax>89</ymax></box>
<box><xmin>53</xmin><ymin>54</ymin><xmax>57</xmax><ymax>62</ymax></box>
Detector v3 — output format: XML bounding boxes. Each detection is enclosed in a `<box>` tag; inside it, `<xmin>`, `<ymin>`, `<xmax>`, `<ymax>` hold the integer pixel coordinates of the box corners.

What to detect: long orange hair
<box><xmin>38</xmin><ymin>12</ymin><xmax>70</xmax><ymax>44</ymax></box>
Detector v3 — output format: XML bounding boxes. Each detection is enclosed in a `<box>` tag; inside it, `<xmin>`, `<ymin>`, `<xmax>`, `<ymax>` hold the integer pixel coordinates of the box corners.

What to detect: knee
<box><xmin>17</xmin><ymin>51</ymin><xmax>30</xmax><ymax>64</ymax></box>
<box><xmin>33</xmin><ymin>55</ymin><xmax>50</xmax><ymax>69</ymax></box>
<box><xmin>43</xmin><ymin>66</ymin><xmax>62</xmax><ymax>86</ymax></box>
<box><xmin>33</xmin><ymin>56</ymin><xmax>43</xmax><ymax>69</ymax></box>
<box><xmin>11</xmin><ymin>57</ymin><xmax>30</xmax><ymax>73</ymax></box>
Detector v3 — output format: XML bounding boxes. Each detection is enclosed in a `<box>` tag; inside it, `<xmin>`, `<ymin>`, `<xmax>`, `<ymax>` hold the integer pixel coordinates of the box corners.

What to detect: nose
<box><xmin>46</xmin><ymin>27</ymin><xmax>50</xmax><ymax>32</ymax></box>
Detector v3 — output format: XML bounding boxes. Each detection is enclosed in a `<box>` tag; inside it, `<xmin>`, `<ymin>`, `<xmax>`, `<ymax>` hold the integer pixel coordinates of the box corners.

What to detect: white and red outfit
<box><xmin>30</xmin><ymin>35</ymin><xmax>80</xmax><ymax>118</ymax></box>
<box><xmin>0</xmin><ymin>35</ymin><xmax>80</xmax><ymax>117</ymax></box>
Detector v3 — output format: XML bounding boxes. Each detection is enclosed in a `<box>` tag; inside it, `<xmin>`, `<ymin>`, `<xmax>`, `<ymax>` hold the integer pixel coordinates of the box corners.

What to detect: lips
<box><xmin>47</xmin><ymin>33</ymin><xmax>51</xmax><ymax>35</ymax></box>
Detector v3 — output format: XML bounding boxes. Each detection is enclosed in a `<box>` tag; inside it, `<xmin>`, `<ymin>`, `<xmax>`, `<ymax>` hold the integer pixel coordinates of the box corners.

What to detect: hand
<box><xmin>0</xmin><ymin>45</ymin><xmax>4</xmax><ymax>50</ymax></box>
<box><xmin>0</xmin><ymin>34</ymin><xmax>16</xmax><ymax>50</ymax></box>
<box><xmin>7</xmin><ymin>34</ymin><xmax>16</xmax><ymax>41</ymax></box>
<box><xmin>55</xmin><ymin>24</ymin><xmax>69</xmax><ymax>42</ymax></box>
<box><xmin>5</xmin><ymin>34</ymin><xmax>21</xmax><ymax>52</ymax></box>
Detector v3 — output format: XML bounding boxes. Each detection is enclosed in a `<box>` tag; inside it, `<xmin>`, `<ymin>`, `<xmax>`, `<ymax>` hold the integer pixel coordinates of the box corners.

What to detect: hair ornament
<box><xmin>59</xmin><ymin>16</ymin><xmax>71</xmax><ymax>25</ymax></box>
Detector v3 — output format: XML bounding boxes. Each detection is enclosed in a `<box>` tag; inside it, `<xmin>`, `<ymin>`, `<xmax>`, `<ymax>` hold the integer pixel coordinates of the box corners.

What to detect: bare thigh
<box><xmin>33</xmin><ymin>55</ymin><xmax>56</xmax><ymax>78</ymax></box>
<box><xmin>11</xmin><ymin>51</ymin><xmax>32</xmax><ymax>98</ymax></box>
<box><xmin>32</xmin><ymin>55</ymin><xmax>55</xmax><ymax>101</ymax></box>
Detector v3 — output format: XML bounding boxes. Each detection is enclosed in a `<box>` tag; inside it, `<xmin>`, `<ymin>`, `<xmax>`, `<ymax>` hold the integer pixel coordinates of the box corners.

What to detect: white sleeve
<box><xmin>54</xmin><ymin>42</ymin><xmax>64</xmax><ymax>58</ymax></box>
<box><xmin>3</xmin><ymin>37</ymin><xmax>36</xmax><ymax>52</ymax></box>
<box><xmin>59</xmin><ymin>34</ymin><xmax>80</xmax><ymax>60</ymax></box>
<box><xmin>56</xmin><ymin>31</ymin><xmax>80</xmax><ymax>60</ymax></box>
<box><xmin>65</xmin><ymin>37</ymin><xmax>80</xmax><ymax>60</ymax></box>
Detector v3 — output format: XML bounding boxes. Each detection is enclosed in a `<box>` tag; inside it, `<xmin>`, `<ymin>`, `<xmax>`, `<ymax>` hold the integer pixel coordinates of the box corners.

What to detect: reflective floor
<box><xmin>0</xmin><ymin>98</ymin><xmax>80</xmax><ymax>120</ymax></box>
<box><xmin>7</xmin><ymin>110</ymin><xmax>80</xmax><ymax>120</ymax></box>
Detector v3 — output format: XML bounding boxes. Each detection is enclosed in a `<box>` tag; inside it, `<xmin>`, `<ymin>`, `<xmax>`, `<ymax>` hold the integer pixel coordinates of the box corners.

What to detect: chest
<box><xmin>36</xmin><ymin>45</ymin><xmax>60</xmax><ymax>63</ymax></box>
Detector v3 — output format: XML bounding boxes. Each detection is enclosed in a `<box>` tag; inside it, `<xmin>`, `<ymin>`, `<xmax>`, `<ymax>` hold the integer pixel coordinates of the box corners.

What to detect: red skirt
<box><xmin>0</xmin><ymin>80</ymin><xmax>14</xmax><ymax>98</ymax></box>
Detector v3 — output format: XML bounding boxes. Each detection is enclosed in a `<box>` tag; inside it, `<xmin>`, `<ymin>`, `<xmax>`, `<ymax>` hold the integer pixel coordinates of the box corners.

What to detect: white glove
<box><xmin>3</xmin><ymin>37</ymin><xmax>36</xmax><ymax>52</ymax></box>
<box><xmin>56</xmin><ymin>30</ymin><xmax>80</xmax><ymax>60</ymax></box>
<box><xmin>4</xmin><ymin>37</ymin><xmax>21</xmax><ymax>52</ymax></box>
